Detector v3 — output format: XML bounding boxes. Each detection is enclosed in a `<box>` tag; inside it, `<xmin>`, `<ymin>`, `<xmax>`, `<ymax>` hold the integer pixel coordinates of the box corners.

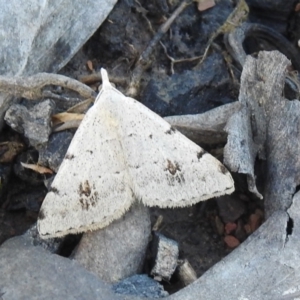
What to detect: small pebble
<box><xmin>224</xmin><ymin>235</ymin><xmax>240</xmax><ymax>248</ymax></box>
<box><xmin>151</xmin><ymin>232</ymin><xmax>179</xmax><ymax>281</ymax></box>
<box><xmin>113</xmin><ymin>274</ymin><xmax>168</xmax><ymax>298</ymax></box>
<box><xmin>4</xmin><ymin>100</ymin><xmax>55</xmax><ymax>148</ymax></box>
<box><xmin>225</xmin><ymin>222</ymin><xmax>237</xmax><ymax>235</ymax></box>
<box><xmin>216</xmin><ymin>195</ymin><xmax>246</xmax><ymax>223</ymax></box>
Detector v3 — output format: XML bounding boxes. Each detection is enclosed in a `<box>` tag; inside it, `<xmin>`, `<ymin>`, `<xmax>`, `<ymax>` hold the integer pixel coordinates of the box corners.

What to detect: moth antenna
<box><xmin>101</xmin><ymin>68</ymin><xmax>112</xmax><ymax>89</ymax></box>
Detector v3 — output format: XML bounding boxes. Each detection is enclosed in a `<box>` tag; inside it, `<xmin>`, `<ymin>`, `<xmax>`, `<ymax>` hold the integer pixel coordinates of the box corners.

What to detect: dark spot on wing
<box><xmin>65</xmin><ymin>153</ymin><xmax>74</xmax><ymax>160</ymax></box>
<box><xmin>219</xmin><ymin>164</ymin><xmax>229</xmax><ymax>175</ymax></box>
<box><xmin>149</xmin><ymin>134</ymin><xmax>153</xmax><ymax>139</ymax></box>
<box><xmin>79</xmin><ymin>180</ymin><xmax>91</xmax><ymax>197</ymax></box>
<box><xmin>165</xmin><ymin>160</ymin><xmax>185</xmax><ymax>185</ymax></box>
<box><xmin>50</xmin><ymin>186</ymin><xmax>59</xmax><ymax>194</ymax></box>
<box><xmin>197</xmin><ymin>150</ymin><xmax>207</xmax><ymax>160</ymax></box>
<box><xmin>86</xmin><ymin>150</ymin><xmax>93</xmax><ymax>154</ymax></box>
<box><xmin>78</xmin><ymin>181</ymin><xmax>99</xmax><ymax>210</ymax></box>
<box><xmin>79</xmin><ymin>198</ymin><xmax>89</xmax><ymax>210</ymax></box>
<box><xmin>38</xmin><ymin>209</ymin><xmax>46</xmax><ymax>220</ymax></box>
<box><xmin>165</xmin><ymin>126</ymin><xmax>176</xmax><ymax>135</ymax></box>
<box><xmin>165</xmin><ymin>159</ymin><xmax>185</xmax><ymax>186</ymax></box>
<box><xmin>166</xmin><ymin>159</ymin><xmax>181</xmax><ymax>175</ymax></box>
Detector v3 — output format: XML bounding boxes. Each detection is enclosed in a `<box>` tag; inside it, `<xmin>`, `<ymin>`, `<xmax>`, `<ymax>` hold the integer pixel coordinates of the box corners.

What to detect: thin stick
<box><xmin>127</xmin><ymin>1</ymin><xmax>192</xmax><ymax>97</ymax></box>
<box><xmin>160</xmin><ymin>42</ymin><xmax>203</xmax><ymax>74</ymax></box>
<box><xmin>0</xmin><ymin>73</ymin><xmax>96</xmax><ymax>100</ymax></box>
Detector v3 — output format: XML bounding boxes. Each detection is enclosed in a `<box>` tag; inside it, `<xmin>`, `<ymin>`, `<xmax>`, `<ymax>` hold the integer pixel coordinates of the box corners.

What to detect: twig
<box><xmin>78</xmin><ymin>73</ymin><xmax>128</xmax><ymax>86</ymax></box>
<box><xmin>211</xmin><ymin>43</ymin><xmax>240</xmax><ymax>86</ymax></box>
<box><xmin>197</xmin><ymin>0</ymin><xmax>249</xmax><ymax>66</ymax></box>
<box><xmin>134</xmin><ymin>0</ymin><xmax>156</xmax><ymax>35</ymax></box>
<box><xmin>160</xmin><ymin>42</ymin><xmax>203</xmax><ymax>74</ymax></box>
<box><xmin>0</xmin><ymin>73</ymin><xmax>97</xmax><ymax>100</ymax></box>
<box><xmin>127</xmin><ymin>1</ymin><xmax>192</xmax><ymax>97</ymax></box>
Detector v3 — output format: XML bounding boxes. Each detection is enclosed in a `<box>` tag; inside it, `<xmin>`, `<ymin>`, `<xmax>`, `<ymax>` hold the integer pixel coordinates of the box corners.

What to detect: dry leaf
<box><xmin>67</xmin><ymin>98</ymin><xmax>93</xmax><ymax>114</ymax></box>
<box><xmin>152</xmin><ymin>215</ymin><xmax>164</xmax><ymax>231</ymax></box>
<box><xmin>21</xmin><ymin>162</ymin><xmax>53</xmax><ymax>174</ymax></box>
<box><xmin>249</xmin><ymin>212</ymin><xmax>263</xmax><ymax>233</ymax></box>
<box><xmin>194</xmin><ymin>0</ymin><xmax>215</xmax><ymax>11</ymax></box>
<box><xmin>53</xmin><ymin>119</ymin><xmax>82</xmax><ymax>132</ymax></box>
<box><xmin>0</xmin><ymin>141</ymin><xmax>25</xmax><ymax>163</ymax></box>
<box><xmin>86</xmin><ymin>60</ymin><xmax>94</xmax><ymax>71</ymax></box>
<box><xmin>244</xmin><ymin>223</ymin><xmax>251</xmax><ymax>235</ymax></box>
<box><xmin>52</xmin><ymin>112</ymin><xmax>84</xmax><ymax>126</ymax></box>
<box><xmin>215</xmin><ymin>216</ymin><xmax>224</xmax><ymax>235</ymax></box>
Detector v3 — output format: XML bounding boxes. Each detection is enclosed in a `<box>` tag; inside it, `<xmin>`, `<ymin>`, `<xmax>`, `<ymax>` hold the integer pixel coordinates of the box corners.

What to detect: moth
<box><xmin>38</xmin><ymin>69</ymin><xmax>234</xmax><ymax>238</ymax></box>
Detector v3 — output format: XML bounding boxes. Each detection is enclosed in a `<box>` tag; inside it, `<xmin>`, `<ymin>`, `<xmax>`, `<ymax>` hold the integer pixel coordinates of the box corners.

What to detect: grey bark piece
<box><xmin>151</xmin><ymin>233</ymin><xmax>179</xmax><ymax>281</ymax></box>
<box><xmin>73</xmin><ymin>202</ymin><xmax>151</xmax><ymax>283</ymax></box>
<box><xmin>224</xmin><ymin>103</ymin><xmax>262</xmax><ymax>198</ymax></box>
<box><xmin>0</xmin><ymin>0</ymin><xmax>117</xmax><ymax>129</ymax></box>
<box><xmin>164</xmin><ymin>102</ymin><xmax>240</xmax><ymax>145</ymax></box>
<box><xmin>224</xmin><ymin>51</ymin><xmax>300</xmax><ymax>214</ymax></box>
<box><xmin>4</xmin><ymin>100</ymin><xmax>55</xmax><ymax>148</ymax></box>
<box><xmin>0</xmin><ymin>235</ymin><xmax>124</xmax><ymax>300</ymax></box>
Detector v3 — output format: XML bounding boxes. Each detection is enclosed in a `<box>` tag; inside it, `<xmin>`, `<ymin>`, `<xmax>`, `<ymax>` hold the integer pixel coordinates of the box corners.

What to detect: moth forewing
<box><xmin>37</xmin><ymin>69</ymin><xmax>234</xmax><ymax>239</ymax></box>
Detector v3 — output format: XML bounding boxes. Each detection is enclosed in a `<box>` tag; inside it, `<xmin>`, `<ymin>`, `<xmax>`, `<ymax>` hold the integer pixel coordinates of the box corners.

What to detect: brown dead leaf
<box><xmin>0</xmin><ymin>141</ymin><xmax>25</xmax><ymax>163</ymax></box>
<box><xmin>86</xmin><ymin>60</ymin><xmax>94</xmax><ymax>71</ymax></box>
<box><xmin>152</xmin><ymin>215</ymin><xmax>164</xmax><ymax>231</ymax></box>
<box><xmin>215</xmin><ymin>216</ymin><xmax>224</xmax><ymax>235</ymax></box>
<box><xmin>249</xmin><ymin>211</ymin><xmax>263</xmax><ymax>233</ymax></box>
<box><xmin>244</xmin><ymin>223</ymin><xmax>251</xmax><ymax>235</ymax></box>
<box><xmin>194</xmin><ymin>0</ymin><xmax>215</xmax><ymax>11</ymax></box>
<box><xmin>67</xmin><ymin>98</ymin><xmax>93</xmax><ymax>114</ymax></box>
<box><xmin>52</xmin><ymin>112</ymin><xmax>84</xmax><ymax>126</ymax></box>
<box><xmin>53</xmin><ymin>120</ymin><xmax>82</xmax><ymax>132</ymax></box>
<box><xmin>21</xmin><ymin>162</ymin><xmax>53</xmax><ymax>174</ymax></box>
